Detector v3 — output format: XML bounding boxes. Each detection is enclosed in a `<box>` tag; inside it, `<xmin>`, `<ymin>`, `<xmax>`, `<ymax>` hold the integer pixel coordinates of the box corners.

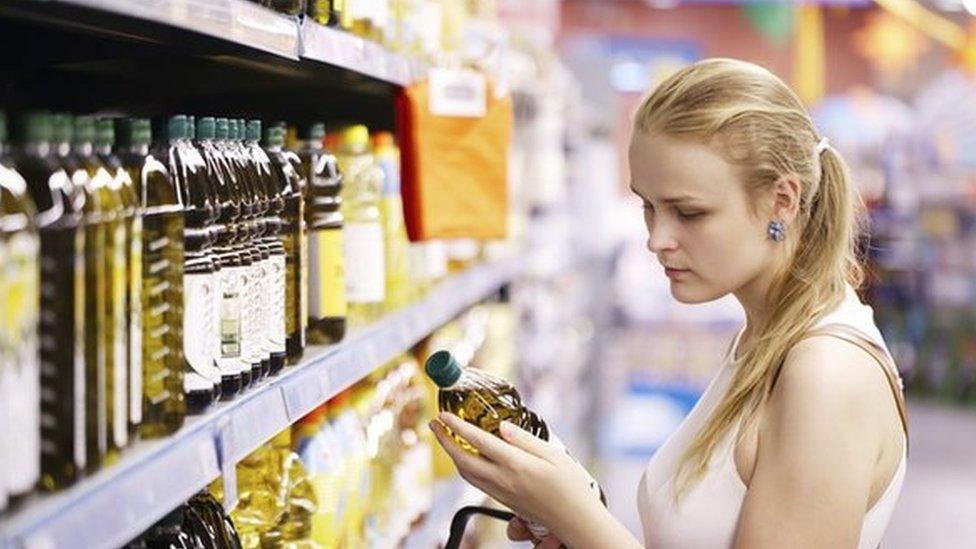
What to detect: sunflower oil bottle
<box><xmin>372</xmin><ymin>131</ymin><xmax>411</xmax><ymax>309</ymax></box>
<box><xmin>296</xmin><ymin>124</ymin><xmax>345</xmax><ymax>345</ymax></box>
<box><xmin>195</xmin><ymin>117</ymin><xmax>245</xmax><ymax>398</ymax></box>
<box><xmin>119</xmin><ymin>118</ymin><xmax>187</xmax><ymax>438</ymax></box>
<box><xmin>96</xmin><ymin>118</ymin><xmax>144</xmax><ymax>443</ymax></box>
<box><xmin>41</xmin><ymin>114</ymin><xmax>89</xmax><ymax>488</ymax></box>
<box><xmin>336</xmin><ymin>125</ymin><xmax>385</xmax><ymax>328</ymax></box>
<box><xmin>245</xmin><ymin>120</ymin><xmax>287</xmax><ymax>375</ymax></box>
<box><xmin>161</xmin><ymin>115</ymin><xmax>220</xmax><ymax>411</ymax></box>
<box><xmin>294</xmin><ymin>404</ymin><xmax>345</xmax><ymax>548</ymax></box>
<box><xmin>10</xmin><ymin>111</ymin><xmax>80</xmax><ymax>497</ymax></box>
<box><xmin>264</xmin><ymin>125</ymin><xmax>307</xmax><ymax>365</ymax></box>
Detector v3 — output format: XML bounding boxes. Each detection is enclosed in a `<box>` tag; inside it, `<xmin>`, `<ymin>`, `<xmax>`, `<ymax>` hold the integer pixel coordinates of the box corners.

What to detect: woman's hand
<box><xmin>428</xmin><ymin>412</ymin><xmax>602</xmax><ymax>539</ymax></box>
<box><xmin>508</xmin><ymin>516</ymin><xmax>565</xmax><ymax>548</ymax></box>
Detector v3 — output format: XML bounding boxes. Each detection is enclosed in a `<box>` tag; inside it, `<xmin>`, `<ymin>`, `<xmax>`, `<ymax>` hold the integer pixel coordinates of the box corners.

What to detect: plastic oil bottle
<box><xmin>119</xmin><ymin>118</ymin><xmax>187</xmax><ymax>438</ymax></box>
<box><xmin>264</xmin><ymin>125</ymin><xmax>307</xmax><ymax>365</ymax></box>
<box><xmin>9</xmin><ymin>111</ymin><xmax>79</xmax><ymax>497</ymax></box>
<box><xmin>336</xmin><ymin>125</ymin><xmax>385</xmax><ymax>328</ymax></box>
<box><xmin>297</xmin><ymin>123</ymin><xmax>345</xmax><ymax>345</ymax></box>
<box><xmin>244</xmin><ymin>120</ymin><xmax>287</xmax><ymax>375</ymax></box>
<box><xmin>233</xmin><ymin>118</ymin><xmax>275</xmax><ymax>380</ymax></box>
<box><xmin>2</xmin><ymin>111</ymin><xmax>43</xmax><ymax>498</ymax></box>
<box><xmin>195</xmin><ymin>117</ymin><xmax>245</xmax><ymax>398</ymax></box>
<box><xmin>42</xmin><ymin>113</ymin><xmax>90</xmax><ymax>488</ymax></box>
<box><xmin>161</xmin><ymin>115</ymin><xmax>220</xmax><ymax>411</ymax></box>
<box><xmin>96</xmin><ymin>118</ymin><xmax>144</xmax><ymax>443</ymax></box>
<box><xmin>372</xmin><ymin>131</ymin><xmax>411</xmax><ymax>309</ymax></box>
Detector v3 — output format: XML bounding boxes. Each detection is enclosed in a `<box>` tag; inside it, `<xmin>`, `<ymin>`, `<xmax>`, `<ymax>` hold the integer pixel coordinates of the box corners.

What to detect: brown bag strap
<box><xmin>800</xmin><ymin>323</ymin><xmax>909</xmax><ymax>447</ymax></box>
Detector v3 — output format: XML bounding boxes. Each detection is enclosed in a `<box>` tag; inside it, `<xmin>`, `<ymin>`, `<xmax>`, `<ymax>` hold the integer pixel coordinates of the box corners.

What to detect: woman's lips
<box><xmin>664</xmin><ymin>267</ymin><xmax>691</xmax><ymax>280</ymax></box>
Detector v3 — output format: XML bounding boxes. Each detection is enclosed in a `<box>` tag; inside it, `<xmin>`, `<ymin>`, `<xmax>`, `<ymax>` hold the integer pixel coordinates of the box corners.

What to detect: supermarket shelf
<box><xmin>299</xmin><ymin>18</ymin><xmax>422</xmax><ymax>87</ymax></box>
<box><xmin>0</xmin><ymin>259</ymin><xmax>519</xmax><ymax>549</ymax></box>
<box><xmin>3</xmin><ymin>1</ymin><xmax>426</xmax><ymax>88</ymax></box>
<box><xmin>54</xmin><ymin>0</ymin><xmax>300</xmax><ymax>59</ymax></box>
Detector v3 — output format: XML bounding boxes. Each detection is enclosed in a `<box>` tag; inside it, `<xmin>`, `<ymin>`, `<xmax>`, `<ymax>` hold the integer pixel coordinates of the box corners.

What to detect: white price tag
<box><xmin>428</xmin><ymin>68</ymin><xmax>487</xmax><ymax>118</ymax></box>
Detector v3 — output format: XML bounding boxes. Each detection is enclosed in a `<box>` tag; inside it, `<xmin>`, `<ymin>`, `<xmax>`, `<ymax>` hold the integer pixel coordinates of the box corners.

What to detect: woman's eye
<box><xmin>642</xmin><ymin>202</ymin><xmax>654</xmax><ymax>213</ymax></box>
<box><xmin>677</xmin><ymin>210</ymin><xmax>704</xmax><ymax>219</ymax></box>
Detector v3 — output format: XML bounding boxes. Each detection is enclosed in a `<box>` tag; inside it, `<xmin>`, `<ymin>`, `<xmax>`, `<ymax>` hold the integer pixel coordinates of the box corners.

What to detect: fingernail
<box><xmin>500</xmin><ymin>421</ymin><xmax>514</xmax><ymax>438</ymax></box>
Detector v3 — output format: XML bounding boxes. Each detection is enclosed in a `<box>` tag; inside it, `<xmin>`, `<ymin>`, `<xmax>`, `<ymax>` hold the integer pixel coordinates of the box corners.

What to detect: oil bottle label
<box><xmin>128</xmin><ymin>217</ymin><xmax>143</xmax><ymax>426</ymax></box>
<box><xmin>267</xmin><ymin>254</ymin><xmax>286</xmax><ymax>353</ymax></box>
<box><xmin>5</xmin><ymin>232</ymin><xmax>41</xmax><ymax>492</ymax></box>
<box><xmin>74</xmin><ymin>230</ymin><xmax>87</xmax><ymax>470</ymax></box>
<box><xmin>183</xmin><ymin>272</ymin><xmax>219</xmax><ymax>385</ymax></box>
<box><xmin>217</xmin><ymin>266</ymin><xmax>246</xmax><ymax>377</ymax></box>
<box><xmin>255</xmin><ymin>257</ymin><xmax>271</xmax><ymax>356</ymax></box>
<box><xmin>111</xmin><ymin>225</ymin><xmax>128</xmax><ymax>448</ymax></box>
<box><xmin>248</xmin><ymin>260</ymin><xmax>265</xmax><ymax>363</ymax></box>
<box><xmin>309</xmin><ymin>228</ymin><xmax>347</xmax><ymax>318</ymax></box>
<box><xmin>344</xmin><ymin>222</ymin><xmax>385</xmax><ymax>304</ymax></box>
<box><xmin>284</xmin><ymin>233</ymin><xmax>299</xmax><ymax>336</ymax></box>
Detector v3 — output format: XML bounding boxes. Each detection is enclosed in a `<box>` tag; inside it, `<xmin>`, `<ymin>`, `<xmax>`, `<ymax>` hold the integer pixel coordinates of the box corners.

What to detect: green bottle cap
<box><xmin>298</xmin><ymin>122</ymin><xmax>325</xmax><ymax>141</ymax></box>
<box><xmin>227</xmin><ymin>119</ymin><xmax>237</xmax><ymax>140</ymax></box>
<box><xmin>115</xmin><ymin>117</ymin><xmax>134</xmax><ymax>146</ymax></box>
<box><xmin>197</xmin><ymin>117</ymin><xmax>216</xmax><ymax>140</ymax></box>
<box><xmin>215</xmin><ymin>118</ymin><xmax>229</xmax><ymax>140</ymax></box>
<box><xmin>19</xmin><ymin>111</ymin><xmax>54</xmax><ymax>143</ymax></box>
<box><xmin>74</xmin><ymin>115</ymin><xmax>96</xmax><ymax>144</ymax></box>
<box><xmin>95</xmin><ymin>117</ymin><xmax>115</xmax><ymax>147</ymax></box>
<box><xmin>237</xmin><ymin>119</ymin><xmax>246</xmax><ymax>138</ymax></box>
<box><xmin>246</xmin><ymin>120</ymin><xmax>262</xmax><ymax>142</ymax></box>
<box><xmin>187</xmin><ymin>116</ymin><xmax>196</xmax><ymax>140</ymax></box>
<box><xmin>0</xmin><ymin>110</ymin><xmax>6</xmax><ymax>143</ymax></box>
<box><xmin>135</xmin><ymin>118</ymin><xmax>152</xmax><ymax>145</ymax></box>
<box><xmin>425</xmin><ymin>350</ymin><xmax>462</xmax><ymax>388</ymax></box>
<box><xmin>167</xmin><ymin>115</ymin><xmax>188</xmax><ymax>141</ymax></box>
<box><xmin>52</xmin><ymin>113</ymin><xmax>73</xmax><ymax>144</ymax></box>
<box><xmin>272</xmin><ymin>126</ymin><xmax>287</xmax><ymax>148</ymax></box>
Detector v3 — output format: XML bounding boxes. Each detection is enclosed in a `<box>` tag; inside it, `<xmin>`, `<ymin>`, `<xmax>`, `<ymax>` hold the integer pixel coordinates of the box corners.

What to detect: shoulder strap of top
<box><xmin>800</xmin><ymin>323</ymin><xmax>909</xmax><ymax>449</ymax></box>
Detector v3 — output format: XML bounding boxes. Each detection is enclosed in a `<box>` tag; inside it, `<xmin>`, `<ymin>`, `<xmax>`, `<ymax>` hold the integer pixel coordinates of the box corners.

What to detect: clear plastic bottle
<box><xmin>372</xmin><ymin>131</ymin><xmax>411</xmax><ymax>309</ymax></box>
<box><xmin>96</xmin><ymin>118</ymin><xmax>144</xmax><ymax>444</ymax></box>
<box><xmin>336</xmin><ymin>125</ymin><xmax>385</xmax><ymax>328</ymax></box>
<box><xmin>162</xmin><ymin>115</ymin><xmax>220</xmax><ymax>412</ymax></box>
<box><xmin>119</xmin><ymin>118</ymin><xmax>187</xmax><ymax>438</ymax></box>
<box><xmin>244</xmin><ymin>120</ymin><xmax>287</xmax><ymax>375</ymax></box>
<box><xmin>297</xmin><ymin>123</ymin><xmax>346</xmax><ymax>345</ymax></box>
<box><xmin>264</xmin><ymin>125</ymin><xmax>307</xmax><ymax>365</ymax></box>
<box><xmin>194</xmin><ymin>117</ymin><xmax>246</xmax><ymax>398</ymax></box>
<box><xmin>9</xmin><ymin>111</ymin><xmax>79</xmax><ymax>497</ymax></box>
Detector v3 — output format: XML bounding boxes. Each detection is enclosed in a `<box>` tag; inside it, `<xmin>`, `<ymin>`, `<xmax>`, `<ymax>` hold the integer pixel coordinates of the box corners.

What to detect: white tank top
<box><xmin>637</xmin><ymin>286</ymin><xmax>907</xmax><ymax>548</ymax></box>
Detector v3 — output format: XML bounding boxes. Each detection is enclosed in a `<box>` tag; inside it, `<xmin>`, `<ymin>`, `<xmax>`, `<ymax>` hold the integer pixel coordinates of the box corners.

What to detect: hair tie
<box><xmin>815</xmin><ymin>137</ymin><xmax>830</xmax><ymax>156</ymax></box>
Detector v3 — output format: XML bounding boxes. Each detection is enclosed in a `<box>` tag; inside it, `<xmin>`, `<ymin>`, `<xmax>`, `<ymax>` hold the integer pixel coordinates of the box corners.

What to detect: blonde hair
<box><xmin>633</xmin><ymin>58</ymin><xmax>865</xmax><ymax>500</ymax></box>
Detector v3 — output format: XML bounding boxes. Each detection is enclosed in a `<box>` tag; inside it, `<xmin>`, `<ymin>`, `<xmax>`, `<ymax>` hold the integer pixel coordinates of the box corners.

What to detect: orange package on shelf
<box><xmin>396</xmin><ymin>73</ymin><xmax>513</xmax><ymax>241</ymax></box>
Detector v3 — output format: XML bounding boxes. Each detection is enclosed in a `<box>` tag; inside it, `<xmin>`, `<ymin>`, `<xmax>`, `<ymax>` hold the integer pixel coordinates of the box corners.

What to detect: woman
<box><xmin>429</xmin><ymin>58</ymin><xmax>908</xmax><ymax>548</ymax></box>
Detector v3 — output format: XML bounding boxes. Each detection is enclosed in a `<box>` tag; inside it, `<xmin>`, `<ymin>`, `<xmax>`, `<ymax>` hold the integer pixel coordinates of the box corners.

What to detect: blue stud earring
<box><xmin>767</xmin><ymin>220</ymin><xmax>786</xmax><ymax>242</ymax></box>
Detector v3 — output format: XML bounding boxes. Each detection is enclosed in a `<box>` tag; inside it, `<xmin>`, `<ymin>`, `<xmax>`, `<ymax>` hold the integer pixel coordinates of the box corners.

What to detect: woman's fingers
<box><xmin>437</xmin><ymin>412</ymin><xmax>524</xmax><ymax>464</ymax></box>
<box><xmin>500</xmin><ymin>421</ymin><xmax>559</xmax><ymax>462</ymax></box>
<box><xmin>429</xmin><ymin>419</ymin><xmax>498</xmax><ymax>485</ymax></box>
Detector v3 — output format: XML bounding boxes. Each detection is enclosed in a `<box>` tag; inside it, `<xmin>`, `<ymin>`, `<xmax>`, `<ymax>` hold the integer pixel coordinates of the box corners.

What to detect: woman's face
<box><xmin>628</xmin><ymin>131</ymin><xmax>776</xmax><ymax>304</ymax></box>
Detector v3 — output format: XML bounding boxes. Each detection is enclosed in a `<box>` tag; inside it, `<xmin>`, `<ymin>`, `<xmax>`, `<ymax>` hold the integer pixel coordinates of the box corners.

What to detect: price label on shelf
<box><xmin>428</xmin><ymin>68</ymin><xmax>487</xmax><ymax>118</ymax></box>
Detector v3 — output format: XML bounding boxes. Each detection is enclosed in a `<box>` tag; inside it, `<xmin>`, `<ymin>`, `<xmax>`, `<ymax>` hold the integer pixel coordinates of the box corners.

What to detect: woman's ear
<box><xmin>770</xmin><ymin>174</ymin><xmax>802</xmax><ymax>225</ymax></box>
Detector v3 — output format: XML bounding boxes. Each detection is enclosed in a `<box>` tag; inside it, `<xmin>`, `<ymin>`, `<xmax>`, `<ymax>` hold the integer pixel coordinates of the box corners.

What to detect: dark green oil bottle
<box><xmin>10</xmin><ymin>111</ymin><xmax>84</xmax><ymax>495</ymax></box>
<box><xmin>120</xmin><ymin>118</ymin><xmax>187</xmax><ymax>438</ymax></box>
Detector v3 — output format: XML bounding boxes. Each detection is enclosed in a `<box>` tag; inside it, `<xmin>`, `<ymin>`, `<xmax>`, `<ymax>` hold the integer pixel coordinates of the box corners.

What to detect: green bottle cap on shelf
<box><xmin>74</xmin><ymin>115</ymin><xmax>96</xmax><ymax>144</ymax></box>
<box><xmin>167</xmin><ymin>115</ymin><xmax>188</xmax><ymax>141</ymax></box>
<box><xmin>228</xmin><ymin>118</ymin><xmax>239</xmax><ymax>141</ymax></box>
<box><xmin>237</xmin><ymin>119</ymin><xmax>246</xmax><ymax>139</ymax></box>
<box><xmin>215</xmin><ymin>118</ymin><xmax>229</xmax><ymax>140</ymax></box>
<box><xmin>115</xmin><ymin>117</ymin><xmax>134</xmax><ymax>146</ymax></box>
<box><xmin>19</xmin><ymin>111</ymin><xmax>53</xmax><ymax>143</ymax></box>
<box><xmin>246</xmin><ymin>120</ymin><xmax>261</xmax><ymax>142</ymax></box>
<box><xmin>299</xmin><ymin>122</ymin><xmax>325</xmax><ymax>141</ymax></box>
<box><xmin>425</xmin><ymin>350</ymin><xmax>462</xmax><ymax>388</ymax></box>
<box><xmin>187</xmin><ymin>115</ymin><xmax>196</xmax><ymax>140</ymax></box>
<box><xmin>197</xmin><ymin>117</ymin><xmax>216</xmax><ymax>140</ymax></box>
<box><xmin>51</xmin><ymin>113</ymin><xmax>73</xmax><ymax>144</ymax></box>
<box><xmin>136</xmin><ymin>118</ymin><xmax>152</xmax><ymax>144</ymax></box>
<box><xmin>95</xmin><ymin>117</ymin><xmax>115</xmax><ymax>147</ymax></box>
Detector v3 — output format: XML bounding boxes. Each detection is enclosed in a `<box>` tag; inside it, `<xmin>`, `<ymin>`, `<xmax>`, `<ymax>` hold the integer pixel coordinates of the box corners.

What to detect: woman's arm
<box><xmin>431</xmin><ymin>413</ymin><xmax>644</xmax><ymax>548</ymax></box>
<box><xmin>734</xmin><ymin>337</ymin><xmax>893</xmax><ymax>548</ymax></box>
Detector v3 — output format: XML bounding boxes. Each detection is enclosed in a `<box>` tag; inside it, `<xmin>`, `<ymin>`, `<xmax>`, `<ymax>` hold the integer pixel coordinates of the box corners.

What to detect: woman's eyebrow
<box><xmin>630</xmin><ymin>184</ymin><xmax>701</xmax><ymax>204</ymax></box>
